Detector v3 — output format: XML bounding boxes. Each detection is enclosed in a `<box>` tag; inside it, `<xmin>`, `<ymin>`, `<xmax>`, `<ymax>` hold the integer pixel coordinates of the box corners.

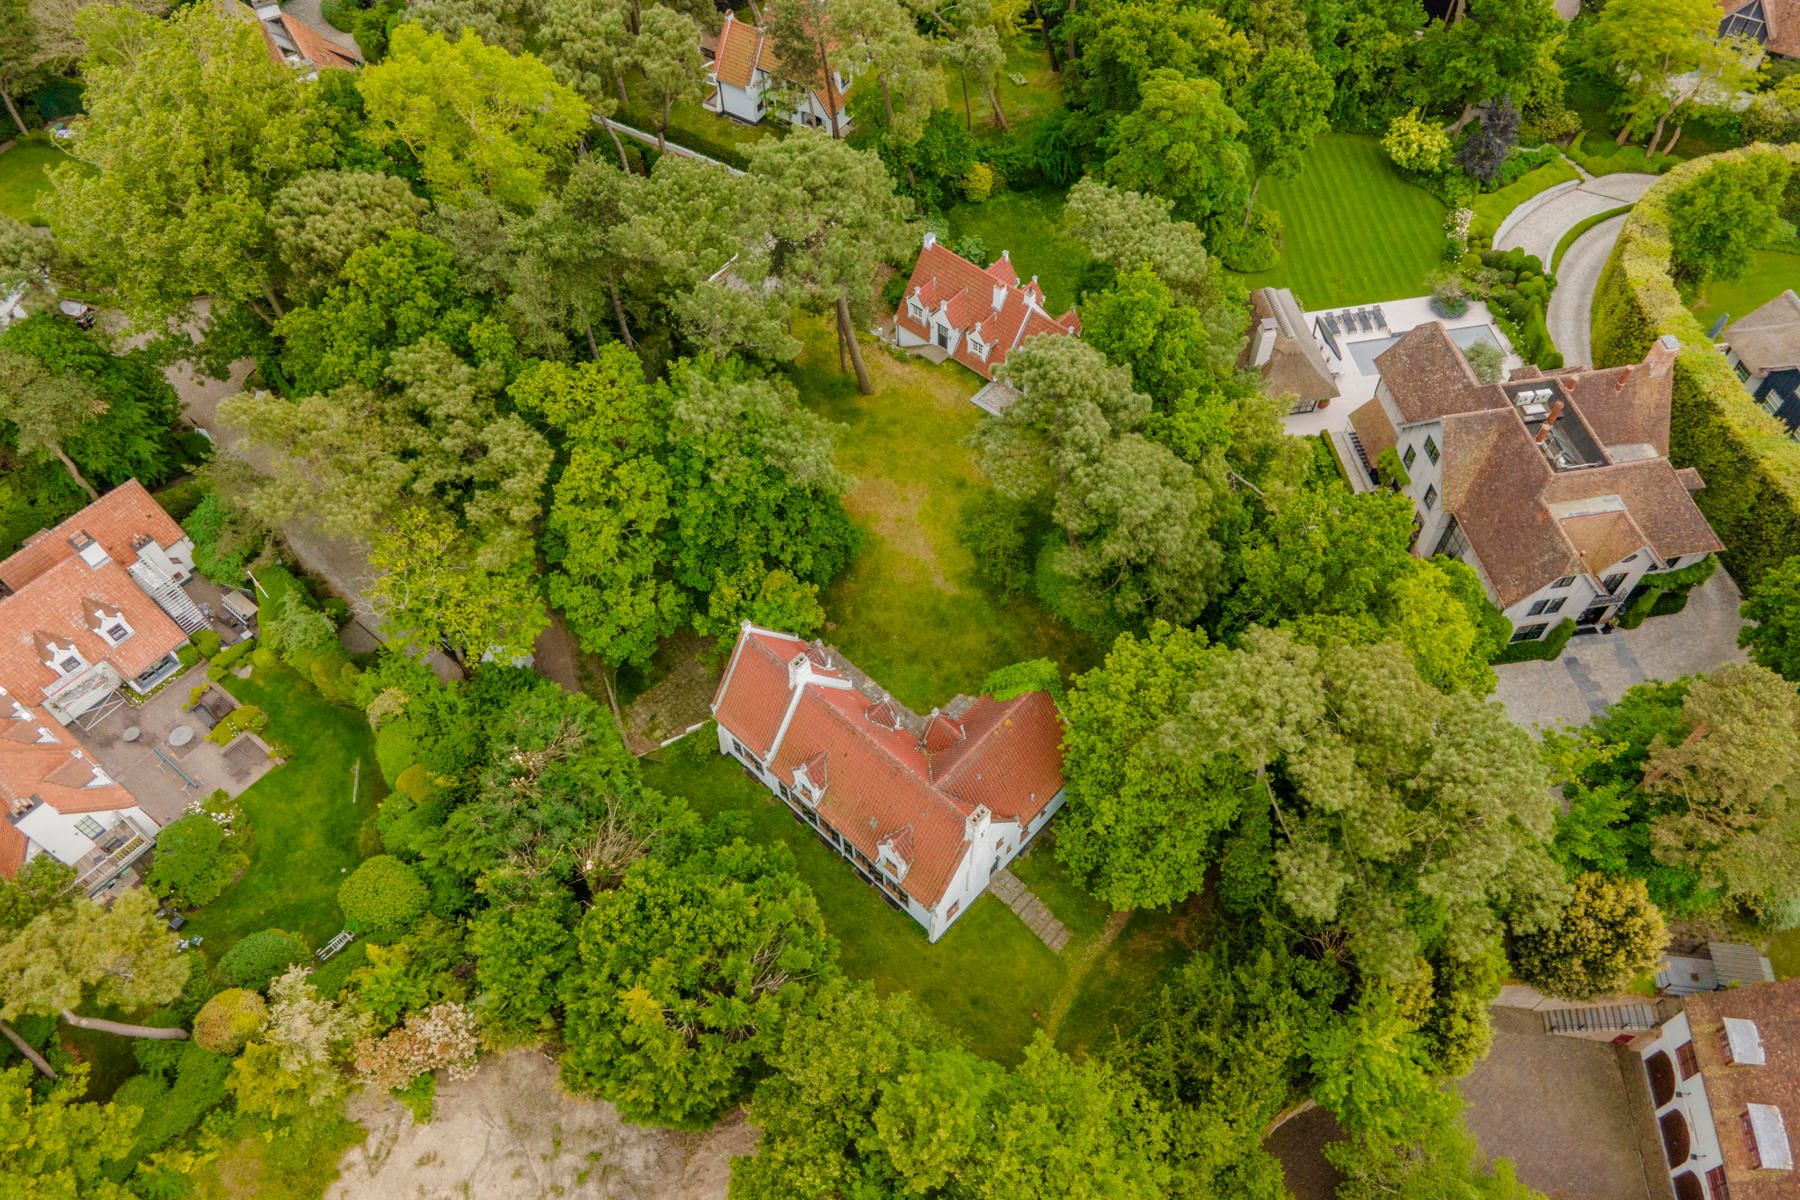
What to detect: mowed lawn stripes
<box><xmin>1234</xmin><ymin>133</ymin><xmax>1449</xmax><ymax>310</ymax></box>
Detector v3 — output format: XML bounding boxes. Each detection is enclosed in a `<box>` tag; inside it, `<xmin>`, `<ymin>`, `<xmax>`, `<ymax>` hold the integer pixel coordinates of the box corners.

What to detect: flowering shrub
<box><xmin>353</xmin><ymin>1001</ymin><xmax>480</xmax><ymax>1093</ymax></box>
<box><xmin>1443</xmin><ymin>207</ymin><xmax>1473</xmax><ymax>259</ymax></box>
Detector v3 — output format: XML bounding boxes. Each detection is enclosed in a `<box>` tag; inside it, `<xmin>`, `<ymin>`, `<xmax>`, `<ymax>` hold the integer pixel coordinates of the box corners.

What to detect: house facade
<box><xmin>1242</xmin><ymin>287</ymin><xmax>1340</xmax><ymax>414</ymax></box>
<box><xmin>1719</xmin><ymin>0</ymin><xmax>1798</xmax><ymax>59</ymax></box>
<box><xmin>0</xmin><ymin>481</ymin><xmax>206</xmax><ymax>725</ymax></box>
<box><xmin>1349</xmin><ymin>326</ymin><xmax>1723</xmax><ymax>643</ymax></box>
<box><xmin>704</xmin><ymin>9</ymin><xmax>850</xmax><ymax>131</ymax></box>
<box><xmin>1722</xmin><ymin>288</ymin><xmax>1800</xmax><ymax>438</ymax></box>
<box><xmin>893</xmin><ymin>232</ymin><xmax>1082</xmax><ymax>382</ymax></box>
<box><xmin>711</xmin><ymin>624</ymin><xmax>1067</xmax><ymax>942</ymax></box>
<box><xmin>1634</xmin><ymin>979</ymin><xmax>1799</xmax><ymax>1200</ymax></box>
<box><xmin>0</xmin><ymin>688</ymin><xmax>159</xmax><ymax>895</ymax></box>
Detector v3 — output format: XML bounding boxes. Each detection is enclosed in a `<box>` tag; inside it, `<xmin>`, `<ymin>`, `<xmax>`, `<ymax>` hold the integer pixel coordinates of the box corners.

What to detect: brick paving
<box><xmin>989</xmin><ymin>868</ymin><xmax>1071</xmax><ymax>953</ymax></box>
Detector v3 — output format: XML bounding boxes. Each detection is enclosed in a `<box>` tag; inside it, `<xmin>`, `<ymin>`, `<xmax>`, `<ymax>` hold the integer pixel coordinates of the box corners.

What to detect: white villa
<box><xmin>1348</xmin><ymin>327</ymin><xmax>1723</xmax><ymax>644</ymax></box>
<box><xmin>704</xmin><ymin>10</ymin><xmax>851</xmax><ymax>132</ymax></box>
<box><xmin>710</xmin><ymin>624</ymin><xmax>1067</xmax><ymax>942</ymax></box>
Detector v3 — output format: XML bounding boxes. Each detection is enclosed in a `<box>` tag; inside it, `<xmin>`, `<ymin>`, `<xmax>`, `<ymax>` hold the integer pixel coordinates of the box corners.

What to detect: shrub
<box><xmin>1617</xmin><ymin>586</ymin><xmax>1662</xmax><ymax>630</ymax></box>
<box><xmin>1211</xmin><ymin>208</ymin><xmax>1281</xmax><ymax>273</ymax></box>
<box><xmin>1592</xmin><ymin>143</ymin><xmax>1800</xmax><ymax>591</ymax></box>
<box><xmin>339</xmin><ymin>855</ymin><xmax>429</xmax><ymax>938</ymax></box>
<box><xmin>394</xmin><ymin>763</ymin><xmax>436</xmax><ymax>803</ymax></box>
<box><xmin>952</xmin><ymin>232</ymin><xmax>987</xmax><ymax>263</ymax></box>
<box><xmin>1382</xmin><ymin>108</ymin><xmax>1452</xmax><ymax>174</ymax></box>
<box><xmin>251</xmin><ymin>645</ymin><xmax>280</xmax><ymax>672</ymax></box>
<box><xmin>118</xmin><ymin>1040</ymin><xmax>234</xmax><ymax>1162</ymax></box>
<box><xmin>352</xmin><ymin>1001</ymin><xmax>480</xmax><ymax>1093</ymax></box>
<box><xmin>146</xmin><ymin>813</ymin><xmax>245</xmax><ymax>907</ymax></box>
<box><xmin>193</xmin><ymin>988</ymin><xmax>269</xmax><ymax>1054</ymax></box>
<box><xmin>880</xmin><ymin>273</ymin><xmax>908</xmax><ymax>311</ymax></box>
<box><xmin>1512</xmin><ymin>873</ymin><xmax>1668</xmax><ymax>1000</ymax></box>
<box><xmin>1429</xmin><ymin>277</ymin><xmax>1470</xmax><ymax>318</ymax></box>
<box><xmin>213</xmin><ymin>638</ymin><xmax>256</xmax><ymax>671</ymax></box>
<box><xmin>374</xmin><ymin>719</ymin><xmax>420</xmax><ymax>786</ymax></box>
<box><xmin>217</xmin><ymin>929</ymin><xmax>307</xmax><ymax>990</ymax></box>
<box><xmin>961</xmin><ymin>161</ymin><xmax>997</xmax><ymax>202</ymax></box>
<box><xmin>184</xmin><ymin>685</ymin><xmax>207</xmax><ymax>711</ymax></box>
<box><xmin>177</xmin><ymin>643</ymin><xmax>202</xmax><ymax>669</ymax></box>
<box><xmin>1494</xmin><ymin>618</ymin><xmax>1575</xmax><ymax>664</ymax></box>
<box><xmin>1464</xmin><ymin>340</ymin><xmax>1504</xmax><ymax>384</ymax></box>
<box><xmin>189</xmin><ymin>628</ymin><xmax>222</xmax><ymax>659</ymax></box>
<box><xmin>207</xmin><ymin>703</ymin><xmax>267</xmax><ymax>745</ymax></box>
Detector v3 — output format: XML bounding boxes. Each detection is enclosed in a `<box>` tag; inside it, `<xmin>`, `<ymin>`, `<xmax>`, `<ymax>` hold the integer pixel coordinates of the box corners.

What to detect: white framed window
<box><xmin>1424</xmin><ymin>435</ymin><xmax>1440</xmax><ymax>464</ymax></box>
<box><xmin>55</xmin><ymin>652</ymin><xmax>84</xmax><ymax>675</ymax></box>
<box><xmin>1550</xmin><ymin>575</ymin><xmax>1576</xmax><ymax>590</ymax></box>
<box><xmin>1510</xmin><ymin>623</ymin><xmax>1548</xmax><ymax>643</ymax></box>
<box><xmin>74</xmin><ymin>815</ymin><xmax>104</xmax><ymax>839</ymax></box>
<box><xmin>1402</xmin><ymin>444</ymin><xmax>1417</xmax><ymax>471</ymax></box>
<box><xmin>1422</xmin><ymin>484</ymin><xmax>1438</xmax><ymax>511</ymax></box>
<box><xmin>101</xmin><ymin>618</ymin><xmax>132</xmax><ymax>645</ymax></box>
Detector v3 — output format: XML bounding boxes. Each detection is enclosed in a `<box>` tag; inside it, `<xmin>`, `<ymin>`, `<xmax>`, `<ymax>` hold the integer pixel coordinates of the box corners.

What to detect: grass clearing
<box><xmin>0</xmin><ymin>140</ymin><xmax>89</xmax><ymax>225</ymax></box>
<box><xmin>784</xmin><ymin>317</ymin><xmax>1098</xmax><ymax>711</ymax></box>
<box><xmin>182</xmin><ymin>662</ymin><xmax>383</xmax><ymax>958</ymax></box>
<box><xmin>1054</xmin><ymin>903</ymin><xmax>1196</xmax><ymax>1060</ymax></box>
<box><xmin>1472</xmin><ymin>159</ymin><xmax>1584</xmax><ymax>242</ymax></box>
<box><xmin>1689</xmin><ymin>249</ymin><xmax>1800</xmax><ymax>335</ymax></box>
<box><xmin>945</xmin><ymin>188</ymin><xmax>1092</xmax><ymax>314</ymax></box>
<box><xmin>1234</xmin><ymin>133</ymin><xmax>1448</xmax><ymax>309</ymax></box>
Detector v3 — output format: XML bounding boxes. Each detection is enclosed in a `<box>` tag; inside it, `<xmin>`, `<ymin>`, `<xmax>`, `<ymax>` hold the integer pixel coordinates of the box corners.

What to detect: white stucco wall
<box><xmin>1638</xmin><ymin>1013</ymin><xmax>1727</xmax><ymax>1186</ymax></box>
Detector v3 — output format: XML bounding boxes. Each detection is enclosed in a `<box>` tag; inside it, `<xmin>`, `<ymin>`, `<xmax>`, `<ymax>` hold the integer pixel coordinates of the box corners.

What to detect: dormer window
<box><xmin>101</xmin><ymin>618</ymin><xmax>132</xmax><ymax>646</ymax></box>
<box><xmin>1744</xmin><ymin>1104</ymin><xmax>1794</xmax><ymax>1171</ymax></box>
<box><xmin>908</xmin><ymin>294</ymin><xmax>925</xmax><ymax>321</ymax></box>
<box><xmin>1722</xmin><ymin>1017</ymin><xmax>1766</xmax><ymax>1065</ymax></box>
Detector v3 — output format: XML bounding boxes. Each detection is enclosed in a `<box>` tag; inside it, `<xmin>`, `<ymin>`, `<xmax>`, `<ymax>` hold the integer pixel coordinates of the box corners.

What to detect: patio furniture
<box><xmin>121</xmin><ymin>726</ymin><xmax>141</xmax><ymax>743</ymax></box>
<box><xmin>167</xmin><ymin>724</ymin><xmax>194</xmax><ymax>747</ymax></box>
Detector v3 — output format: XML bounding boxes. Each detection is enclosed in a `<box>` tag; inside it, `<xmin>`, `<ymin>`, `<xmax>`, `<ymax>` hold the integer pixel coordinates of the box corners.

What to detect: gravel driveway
<box><xmin>1495</xmin><ymin>173</ymin><xmax>1659</xmax><ymax>270</ymax></box>
<box><xmin>1545</xmin><ymin>212</ymin><xmax>1629</xmax><ymax>368</ymax></box>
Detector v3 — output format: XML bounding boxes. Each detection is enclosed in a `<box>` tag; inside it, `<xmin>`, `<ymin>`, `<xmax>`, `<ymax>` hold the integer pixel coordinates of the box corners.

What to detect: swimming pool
<box><xmin>1345</xmin><ymin>325</ymin><xmax>1503</xmax><ymax>375</ymax></box>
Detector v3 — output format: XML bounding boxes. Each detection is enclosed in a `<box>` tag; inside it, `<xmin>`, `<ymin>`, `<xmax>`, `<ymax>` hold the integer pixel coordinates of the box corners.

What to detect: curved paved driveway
<box><xmin>1494</xmin><ymin>172</ymin><xmax>1658</xmax><ymax>270</ymax></box>
<box><xmin>1544</xmin><ymin>212</ymin><xmax>1628</xmax><ymax>369</ymax></box>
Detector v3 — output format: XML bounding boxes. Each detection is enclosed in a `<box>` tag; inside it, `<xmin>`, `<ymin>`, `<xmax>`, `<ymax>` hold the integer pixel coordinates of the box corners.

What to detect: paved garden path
<box><xmin>989</xmin><ymin>868</ymin><xmax>1071</xmax><ymax>952</ymax></box>
<box><xmin>1494</xmin><ymin>569</ymin><xmax>1749</xmax><ymax>734</ymax></box>
<box><xmin>1546</xmin><ymin>212</ymin><xmax>1629</xmax><ymax>368</ymax></box>
<box><xmin>1494</xmin><ymin>172</ymin><xmax>1658</xmax><ymax>270</ymax></box>
<box><xmin>280</xmin><ymin>0</ymin><xmax>361</xmax><ymax>54</ymax></box>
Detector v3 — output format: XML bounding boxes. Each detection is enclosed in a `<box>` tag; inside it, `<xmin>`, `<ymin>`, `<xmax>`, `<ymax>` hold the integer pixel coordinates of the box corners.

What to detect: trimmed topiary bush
<box><xmin>207</xmin><ymin>703</ymin><xmax>267</xmax><ymax>745</ymax></box>
<box><xmin>217</xmin><ymin>929</ymin><xmax>307</xmax><ymax>990</ymax></box>
<box><xmin>1494</xmin><ymin>617</ymin><xmax>1576</xmax><ymax>664</ymax></box>
<box><xmin>189</xmin><ymin>628</ymin><xmax>222</xmax><ymax>659</ymax></box>
<box><xmin>374</xmin><ymin>719</ymin><xmax>420</xmax><ymax>786</ymax></box>
<box><xmin>1592</xmin><ymin>143</ymin><xmax>1800</xmax><ymax>593</ymax></box>
<box><xmin>339</xmin><ymin>855</ymin><xmax>428</xmax><ymax>938</ymax></box>
<box><xmin>393</xmin><ymin>763</ymin><xmax>436</xmax><ymax>803</ymax></box>
<box><xmin>193</xmin><ymin>987</ymin><xmax>269</xmax><ymax>1054</ymax></box>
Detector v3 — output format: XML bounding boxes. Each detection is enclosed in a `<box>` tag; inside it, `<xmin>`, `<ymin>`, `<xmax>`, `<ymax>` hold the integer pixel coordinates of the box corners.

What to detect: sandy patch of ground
<box><xmin>327</xmin><ymin>1049</ymin><xmax>757</xmax><ymax>1200</ymax></box>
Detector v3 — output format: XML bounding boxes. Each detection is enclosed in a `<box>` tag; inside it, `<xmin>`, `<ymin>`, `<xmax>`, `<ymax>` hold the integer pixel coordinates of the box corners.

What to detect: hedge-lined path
<box><xmin>1546</xmin><ymin>212</ymin><xmax>1630</xmax><ymax>368</ymax></box>
<box><xmin>1494</xmin><ymin>569</ymin><xmax>1749</xmax><ymax>734</ymax></box>
<box><xmin>1494</xmin><ymin>172</ymin><xmax>1657</xmax><ymax>270</ymax></box>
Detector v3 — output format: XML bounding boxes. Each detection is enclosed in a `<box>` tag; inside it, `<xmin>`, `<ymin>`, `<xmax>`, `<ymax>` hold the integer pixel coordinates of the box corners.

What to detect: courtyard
<box><xmin>75</xmin><ymin>662</ymin><xmax>274</xmax><ymax>827</ymax></box>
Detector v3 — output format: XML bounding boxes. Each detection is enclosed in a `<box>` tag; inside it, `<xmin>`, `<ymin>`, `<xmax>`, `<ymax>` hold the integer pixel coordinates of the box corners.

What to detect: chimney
<box><xmin>921</xmin><ymin>230</ymin><xmax>936</xmax><ymax>251</ymax></box>
<box><xmin>1649</xmin><ymin>333</ymin><xmax>1679</xmax><ymax>378</ymax></box>
<box><xmin>69</xmin><ymin>532</ymin><xmax>108</xmax><ymax>570</ymax></box>
<box><xmin>1534</xmin><ymin>399</ymin><xmax>1564</xmax><ymax>445</ymax></box>
<box><xmin>1251</xmin><ymin>318</ymin><xmax>1277</xmax><ymax>367</ymax></box>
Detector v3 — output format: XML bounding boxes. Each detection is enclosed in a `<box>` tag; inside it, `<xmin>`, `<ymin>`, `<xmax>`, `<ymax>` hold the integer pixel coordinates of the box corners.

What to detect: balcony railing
<box><xmin>66</xmin><ymin>820</ymin><xmax>155</xmax><ymax>896</ymax></box>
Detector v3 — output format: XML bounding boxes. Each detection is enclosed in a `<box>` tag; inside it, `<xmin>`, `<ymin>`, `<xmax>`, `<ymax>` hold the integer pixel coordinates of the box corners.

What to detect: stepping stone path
<box><xmin>989</xmin><ymin>868</ymin><xmax>1071</xmax><ymax>953</ymax></box>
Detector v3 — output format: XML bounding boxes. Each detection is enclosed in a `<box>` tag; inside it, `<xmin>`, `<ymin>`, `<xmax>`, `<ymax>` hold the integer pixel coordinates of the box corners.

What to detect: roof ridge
<box><xmin>935</xmin><ymin>693</ymin><xmax>1033</xmax><ymax>787</ymax></box>
<box><xmin>804</xmin><ymin>685</ymin><xmax>975</xmax><ymax>820</ymax></box>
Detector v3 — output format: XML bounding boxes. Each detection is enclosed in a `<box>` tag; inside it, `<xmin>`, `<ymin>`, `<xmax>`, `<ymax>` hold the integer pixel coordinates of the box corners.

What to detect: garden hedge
<box><xmin>1591</xmin><ymin>143</ymin><xmax>1800</xmax><ymax>592</ymax></box>
<box><xmin>216</xmin><ymin>929</ymin><xmax>307</xmax><ymax>990</ymax></box>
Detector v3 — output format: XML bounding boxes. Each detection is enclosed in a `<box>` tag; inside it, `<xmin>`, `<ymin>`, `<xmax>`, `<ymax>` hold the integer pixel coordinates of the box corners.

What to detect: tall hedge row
<box><xmin>1590</xmin><ymin>143</ymin><xmax>1800</xmax><ymax>590</ymax></box>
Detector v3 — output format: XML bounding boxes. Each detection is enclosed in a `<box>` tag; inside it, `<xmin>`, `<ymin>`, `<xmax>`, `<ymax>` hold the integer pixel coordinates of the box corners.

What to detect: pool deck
<box><xmin>1281</xmin><ymin>294</ymin><xmax>1523</xmax><ymax>439</ymax></box>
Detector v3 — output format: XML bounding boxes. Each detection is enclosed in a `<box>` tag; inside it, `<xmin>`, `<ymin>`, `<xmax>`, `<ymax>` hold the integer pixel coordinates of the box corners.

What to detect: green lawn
<box><xmin>1689</xmin><ymin>250</ymin><xmax>1800</xmax><ymax>335</ymax></box>
<box><xmin>1234</xmin><ymin>132</ymin><xmax>1449</xmax><ymax>309</ymax></box>
<box><xmin>645</xmin><ymin>747</ymin><xmax>1188</xmax><ymax>1063</ymax></box>
<box><xmin>181</xmin><ymin>663</ymin><xmax>383</xmax><ymax>957</ymax></box>
<box><xmin>1055</xmin><ymin>904</ymin><xmax>1195</xmax><ymax>1060</ymax></box>
<box><xmin>0</xmin><ymin>141</ymin><xmax>88</xmax><ymax>225</ymax></box>
<box><xmin>785</xmin><ymin>318</ymin><xmax>1099</xmax><ymax>712</ymax></box>
<box><xmin>1471</xmin><ymin>159</ymin><xmax>1583</xmax><ymax>243</ymax></box>
<box><xmin>946</xmin><ymin>188</ymin><xmax>1093</xmax><ymax>314</ymax></box>
<box><xmin>939</xmin><ymin>41</ymin><xmax>1063</xmax><ymax>140</ymax></box>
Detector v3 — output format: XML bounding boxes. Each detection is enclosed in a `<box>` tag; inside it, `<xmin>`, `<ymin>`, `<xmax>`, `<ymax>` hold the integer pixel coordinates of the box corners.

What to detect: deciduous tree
<box><xmin>1102</xmin><ymin>71</ymin><xmax>1251</xmax><ymax>235</ymax></box>
<box><xmin>368</xmin><ymin>506</ymin><xmax>548</xmax><ymax>664</ymax></box>
<box><xmin>0</xmin><ymin>1064</ymin><xmax>142</xmax><ymax>1200</ymax></box>
<box><xmin>358</xmin><ymin>23</ymin><xmax>589</xmax><ymax>209</ymax></box>
<box><xmin>0</xmin><ymin>889</ymin><xmax>190</xmax><ymax>1042</ymax></box>
<box><xmin>1740</xmin><ymin>555</ymin><xmax>1800</xmax><ymax>682</ymax></box>
<box><xmin>1666</xmin><ymin>152</ymin><xmax>1792</xmax><ymax>285</ymax></box>
<box><xmin>1234</xmin><ymin>45</ymin><xmax>1333</xmax><ymax>221</ymax></box>
<box><xmin>1511</xmin><ymin>872</ymin><xmax>1667</xmax><ymax>1000</ymax></box>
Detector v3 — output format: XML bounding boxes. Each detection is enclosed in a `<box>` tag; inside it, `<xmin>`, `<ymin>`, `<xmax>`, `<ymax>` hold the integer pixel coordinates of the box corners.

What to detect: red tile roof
<box><xmin>712</xmin><ymin>626</ymin><xmax>1066</xmax><ymax>910</ymax></box>
<box><xmin>0</xmin><ymin>694</ymin><xmax>136</xmax><ymax>878</ymax></box>
<box><xmin>710</xmin><ymin>10</ymin><xmax>847</xmax><ymax>112</ymax></box>
<box><xmin>0</xmin><ymin>555</ymin><xmax>187</xmax><ymax>706</ymax></box>
<box><xmin>894</xmin><ymin>238</ymin><xmax>1081</xmax><ymax>380</ymax></box>
<box><xmin>0</xmin><ymin>479</ymin><xmax>186</xmax><ymax>592</ymax></box>
<box><xmin>1683</xmin><ymin>980</ymin><xmax>1800</xmax><ymax>1198</ymax></box>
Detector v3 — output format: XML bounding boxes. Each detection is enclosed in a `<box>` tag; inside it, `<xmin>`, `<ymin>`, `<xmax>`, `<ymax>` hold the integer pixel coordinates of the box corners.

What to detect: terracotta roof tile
<box><xmin>1349</xmin><ymin>398</ymin><xmax>1398</xmax><ymax>462</ymax></box>
<box><xmin>1560</xmin><ymin>509</ymin><xmax>1649</xmax><ymax>575</ymax></box>
<box><xmin>1439</xmin><ymin>408</ymin><xmax>1578</xmax><ymax>607</ymax></box>
<box><xmin>1373</xmin><ymin>323</ymin><xmax>1499</xmax><ymax>423</ymax></box>
<box><xmin>1542</xmin><ymin>460</ymin><xmax>1726</xmax><ymax>562</ymax></box>
<box><xmin>894</xmin><ymin>241</ymin><xmax>1081</xmax><ymax>381</ymax></box>
<box><xmin>0</xmin><ymin>696</ymin><xmax>137</xmax><ymax>879</ymax></box>
<box><xmin>0</xmin><ymin>556</ymin><xmax>187</xmax><ymax>706</ymax></box>
<box><xmin>1559</xmin><ymin>348</ymin><xmax>1676</xmax><ymax>456</ymax></box>
<box><xmin>277</xmin><ymin>13</ymin><xmax>362</xmax><ymax>69</ymax></box>
<box><xmin>713</xmin><ymin>627</ymin><xmax>1065</xmax><ymax>910</ymax></box>
<box><xmin>0</xmin><ymin>479</ymin><xmax>185</xmax><ymax>592</ymax></box>
<box><xmin>1683</xmin><ymin>979</ymin><xmax>1800</xmax><ymax>1198</ymax></box>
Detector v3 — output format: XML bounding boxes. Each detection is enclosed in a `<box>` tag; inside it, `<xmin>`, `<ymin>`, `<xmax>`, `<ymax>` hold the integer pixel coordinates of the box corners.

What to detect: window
<box><xmin>1623</xmin><ymin>553</ymin><xmax>1638</xmax><ymax>564</ymax></box>
<box><xmin>1422</xmin><ymin>484</ymin><xmax>1438</xmax><ymax>511</ymax></box>
<box><xmin>1707</xmin><ymin>1166</ymin><xmax>1731</xmax><ymax>1200</ymax></box>
<box><xmin>1736</xmin><ymin>360</ymin><xmax>1752</xmax><ymax>383</ymax></box>
<box><xmin>58</xmin><ymin>655</ymin><xmax>82</xmax><ymax>674</ymax></box>
<box><xmin>74</xmin><ymin>816</ymin><xmax>104</xmax><ymax>839</ymax></box>
<box><xmin>1402</xmin><ymin>444</ymin><xmax>1417</xmax><ymax>471</ymax></box>
<box><xmin>1743</xmin><ymin>1111</ymin><xmax>1763</xmax><ymax>1169</ymax></box>
<box><xmin>1423</xmin><ymin>435</ymin><xmax>1440</xmax><ymax>464</ymax></box>
<box><xmin>1510</xmin><ymin>623</ymin><xmax>1549</xmax><ymax>643</ymax></box>
<box><xmin>1527</xmin><ymin>597</ymin><xmax>1566</xmax><ymax>617</ymax></box>
<box><xmin>1550</xmin><ymin>576</ymin><xmax>1576</xmax><ymax>590</ymax></box>
<box><xmin>103</xmin><ymin>621</ymin><xmax>131</xmax><ymax>645</ymax></box>
<box><xmin>946</xmin><ymin>901</ymin><xmax>960</xmax><ymax>919</ymax></box>
<box><xmin>1602</xmin><ymin>572</ymin><xmax>1629</xmax><ymax>596</ymax></box>
<box><xmin>1677</xmin><ymin>1041</ymin><xmax>1699</xmax><ymax>1079</ymax></box>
